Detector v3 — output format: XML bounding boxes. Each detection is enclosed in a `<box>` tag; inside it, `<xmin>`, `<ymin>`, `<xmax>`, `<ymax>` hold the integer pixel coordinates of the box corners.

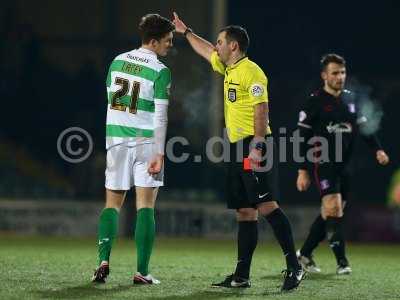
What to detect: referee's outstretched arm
<box><xmin>254</xmin><ymin>103</ymin><xmax>268</xmax><ymax>140</ymax></box>
<box><xmin>172</xmin><ymin>12</ymin><xmax>215</xmax><ymax>62</ymax></box>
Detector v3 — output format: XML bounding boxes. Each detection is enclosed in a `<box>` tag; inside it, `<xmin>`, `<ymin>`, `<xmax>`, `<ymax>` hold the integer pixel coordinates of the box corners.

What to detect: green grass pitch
<box><xmin>1</xmin><ymin>236</ymin><xmax>399</xmax><ymax>299</ymax></box>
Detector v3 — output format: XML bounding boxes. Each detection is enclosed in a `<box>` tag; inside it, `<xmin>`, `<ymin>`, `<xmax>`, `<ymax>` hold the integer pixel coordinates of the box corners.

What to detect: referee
<box><xmin>173</xmin><ymin>13</ymin><xmax>304</xmax><ymax>291</ymax></box>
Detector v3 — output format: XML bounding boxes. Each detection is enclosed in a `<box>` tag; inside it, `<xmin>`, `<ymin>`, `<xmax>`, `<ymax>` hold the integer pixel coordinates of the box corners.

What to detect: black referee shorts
<box><xmin>224</xmin><ymin>135</ymin><xmax>280</xmax><ymax>209</ymax></box>
<box><xmin>313</xmin><ymin>162</ymin><xmax>350</xmax><ymax>200</ymax></box>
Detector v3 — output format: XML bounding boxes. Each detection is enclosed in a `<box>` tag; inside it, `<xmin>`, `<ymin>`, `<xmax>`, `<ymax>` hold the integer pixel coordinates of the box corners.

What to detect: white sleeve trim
<box><xmin>154</xmin><ymin>98</ymin><xmax>169</xmax><ymax>105</ymax></box>
<box><xmin>298</xmin><ymin>122</ymin><xmax>312</xmax><ymax>129</ymax></box>
<box><xmin>154</xmin><ymin>101</ymin><xmax>168</xmax><ymax>155</ymax></box>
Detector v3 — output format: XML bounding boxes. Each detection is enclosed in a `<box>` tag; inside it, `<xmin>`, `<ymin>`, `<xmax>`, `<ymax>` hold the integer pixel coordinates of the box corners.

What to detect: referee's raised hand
<box><xmin>172</xmin><ymin>12</ymin><xmax>186</xmax><ymax>34</ymax></box>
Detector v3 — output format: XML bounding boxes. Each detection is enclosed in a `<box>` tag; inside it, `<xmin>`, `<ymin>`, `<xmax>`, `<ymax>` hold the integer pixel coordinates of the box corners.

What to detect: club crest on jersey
<box><xmin>228</xmin><ymin>88</ymin><xmax>236</xmax><ymax>102</ymax></box>
<box><xmin>250</xmin><ymin>84</ymin><xmax>264</xmax><ymax>97</ymax></box>
<box><xmin>348</xmin><ymin>103</ymin><xmax>355</xmax><ymax>113</ymax></box>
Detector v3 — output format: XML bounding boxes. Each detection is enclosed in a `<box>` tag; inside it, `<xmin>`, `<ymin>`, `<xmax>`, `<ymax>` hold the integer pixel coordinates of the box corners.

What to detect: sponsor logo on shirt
<box><xmin>326</xmin><ymin>122</ymin><xmax>352</xmax><ymax>133</ymax></box>
<box><xmin>127</xmin><ymin>54</ymin><xmax>149</xmax><ymax>63</ymax></box>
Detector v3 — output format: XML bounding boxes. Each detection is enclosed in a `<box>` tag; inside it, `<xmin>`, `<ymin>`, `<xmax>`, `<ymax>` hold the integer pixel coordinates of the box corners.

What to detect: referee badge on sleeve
<box><xmin>228</xmin><ymin>88</ymin><xmax>236</xmax><ymax>102</ymax></box>
<box><xmin>250</xmin><ymin>83</ymin><xmax>264</xmax><ymax>97</ymax></box>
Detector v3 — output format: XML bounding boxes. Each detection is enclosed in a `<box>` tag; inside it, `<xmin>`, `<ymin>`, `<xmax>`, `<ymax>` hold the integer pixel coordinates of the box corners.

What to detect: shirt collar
<box><xmin>227</xmin><ymin>56</ymin><xmax>248</xmax><ymax>70</ymax></box>
<box><xmin>137</xmin><ymin>47</ymin><xmax>157</xmax><ymax>58</ymax></box>
<box><xmin>321</xmin><ymin>88</ymin><xmax>342</xmax><ymax>100</ymax></box>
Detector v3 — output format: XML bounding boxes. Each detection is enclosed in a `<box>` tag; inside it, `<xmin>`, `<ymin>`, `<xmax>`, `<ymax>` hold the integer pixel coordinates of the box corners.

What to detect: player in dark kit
<box><xmin>296</xmin><ymin>54</ymin><xmax>390</xmax><ymax>274</ymax></box>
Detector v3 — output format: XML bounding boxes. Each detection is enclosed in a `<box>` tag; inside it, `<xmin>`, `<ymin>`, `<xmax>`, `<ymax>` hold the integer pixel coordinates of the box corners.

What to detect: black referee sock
<box><xmin>234</xmin><ymin>221</ymin><xmax>258</xmax><ymax>279</ymax></box>
<box><xmin>264</xmin><ymin>208</ymin><xmax>300</xmax><ymax>271</ymax></box>
<box><xmin>300</xmin><ymin>214</ymin><xmax>326</xmax><ymax>258</ymax></box>
<box><xmin>326</xmin><ymin>217</ymin><xmax>347</xmax><ymax>265</ymax></box>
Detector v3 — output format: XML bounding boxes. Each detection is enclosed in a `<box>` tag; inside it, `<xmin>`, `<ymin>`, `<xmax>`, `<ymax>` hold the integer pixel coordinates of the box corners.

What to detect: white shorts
<box><xmin>105</xmin><ymin>143</ymin><xmax>164</xmax><ymax>190</ymax></box>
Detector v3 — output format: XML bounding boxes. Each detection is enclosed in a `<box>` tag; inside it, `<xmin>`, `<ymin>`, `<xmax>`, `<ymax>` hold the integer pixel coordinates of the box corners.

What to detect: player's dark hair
<box><xmin>320</xmin><ymin>53</ymin><xmax>346</xmax><ymax>71</ymax></box>
<box><xmin>139</xmin><ymin>14</ymin><xmax>175</xmax><ymax>44</ymax></box>
<box><xmin>220</xmin><ymin>25</ymin><xmax>250</xmax><ymax>54</ymax></box>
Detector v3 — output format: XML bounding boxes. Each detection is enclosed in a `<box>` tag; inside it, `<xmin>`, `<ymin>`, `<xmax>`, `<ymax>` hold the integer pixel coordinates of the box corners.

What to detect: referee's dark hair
<box><xmin>220</xmin><ymin>25</ymin><xmax>250</xmax><ymax>54</ymax></box>
<box><xmin>139</xmin><ymin>14</ymin><xmax>175</xmax><ymax>44</ymax></box>
<box><xmin>320</xmin><ymin>53</ymin><xmax>346</xmax><ymax>71</ymax></box>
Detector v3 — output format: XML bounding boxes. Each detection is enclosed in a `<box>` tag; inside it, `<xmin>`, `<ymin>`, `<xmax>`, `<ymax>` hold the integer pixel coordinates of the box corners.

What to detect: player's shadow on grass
<box><xmin>34</xmin><ymin>283</ymin><xmax>132</xmax><ymax>299</ymax></box>
<box><xmin>260</xmin><ymin>273</ymin><xmax>337</xmax><ymax>281</ymax></box>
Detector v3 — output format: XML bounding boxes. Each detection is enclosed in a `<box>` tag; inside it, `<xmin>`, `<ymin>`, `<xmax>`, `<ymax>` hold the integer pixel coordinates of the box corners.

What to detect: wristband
<box><xmin>255</xmin><ymin>142</ymin><xmax>264</xmax><ymax>151</ymax></box>
<box><xmin>183</xmin><ymin>28</ymin><xmax>193</xmax><ymax>37</ymax></box>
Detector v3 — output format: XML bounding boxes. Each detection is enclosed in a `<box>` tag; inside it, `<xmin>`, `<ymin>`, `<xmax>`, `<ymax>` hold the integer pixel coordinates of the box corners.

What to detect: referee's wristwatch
<box><xmin>255</xmin><ymin>142</ymin><xmax>264</xmax><ymax>151</ymax></box>
<box><xmin>183</xmin><ymin>28</ymin><xmax>193</xmax><ymax>37</ymax></box>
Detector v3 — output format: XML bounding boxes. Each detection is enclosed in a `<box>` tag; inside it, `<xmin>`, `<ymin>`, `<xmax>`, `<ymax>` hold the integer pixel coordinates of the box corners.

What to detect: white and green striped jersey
<box><xmin>105</xmin><ymin>47</ymin><xmax>171</xmax><ymax>149</ymax></box>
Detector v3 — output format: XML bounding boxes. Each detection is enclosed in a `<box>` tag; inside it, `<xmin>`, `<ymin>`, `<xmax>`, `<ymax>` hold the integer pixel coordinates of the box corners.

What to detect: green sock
<box><xmin>135</xmin><ymin>208</ymin><xmax>155</xmax><ymax>276</ymax></box>
<box><xmin>97</xmin><ymin>208</ymin><xmax>119</xmax><ymax>265</ymax></box>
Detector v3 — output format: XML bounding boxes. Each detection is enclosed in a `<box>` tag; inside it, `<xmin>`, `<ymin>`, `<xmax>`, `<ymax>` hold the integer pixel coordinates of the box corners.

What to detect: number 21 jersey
<box><xmin>105</xmin><ymin>47</ymin><xmax>171</xmax><ymax>149</ymax></box>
